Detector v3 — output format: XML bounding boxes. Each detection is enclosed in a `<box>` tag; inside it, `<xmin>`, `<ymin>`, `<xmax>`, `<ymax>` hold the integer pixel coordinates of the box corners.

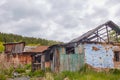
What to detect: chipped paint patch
<box><xmin>85</xmin><ymin>43</ymin><xmax>114</xmax><ymax>68</ymax></box>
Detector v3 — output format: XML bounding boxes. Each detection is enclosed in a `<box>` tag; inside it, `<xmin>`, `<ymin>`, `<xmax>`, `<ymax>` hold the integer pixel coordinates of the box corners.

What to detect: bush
<box><xmin>0</xmin><ymin>42</ymin><xmax>4</xmax><ymax>52</ymax></box>
<box><xmin>28</xmin><ymin>70</ymin><xmax>45</xmax><ymax>77</ymax></box>
<box><xmin>15</xmin><ymin>68</ymin><xmax>26</xmax><ymax>73</ymax></box>
<box><xmin>24</xmin><ymin>64</ymin><xmax>31</xmax><ymax>70</ymax></box>
<box><xmin>3</xmin><ymin>67</ymin><xmax>14</xmax><ymax>77</ymax></box>
<box><xmin>45</xmin><ymin>68</ymin><xmax>51</xmax><ymax>72</ymax></box>
<box><xmin>0</xmin><ymin>74</ymin><xmax>6</xmax><ymax>80</ymax></box>
<box><xmin>109</xmin><ymin>69</ymin><xmax>120</xmax><ymax>74</ymax></box>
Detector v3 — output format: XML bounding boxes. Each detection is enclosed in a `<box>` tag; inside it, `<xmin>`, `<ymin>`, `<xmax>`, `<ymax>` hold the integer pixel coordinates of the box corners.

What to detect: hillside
<box><xmin>0</xmin><ymin>32</ymin><xmax>62</xmax><ymax>52</ymax></box>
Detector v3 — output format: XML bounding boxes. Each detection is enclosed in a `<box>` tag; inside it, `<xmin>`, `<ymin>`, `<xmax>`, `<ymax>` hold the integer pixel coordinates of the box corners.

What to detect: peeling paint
<box><xmin>85</xmin><ymin>43</ymin><xmax>114</xmax><ymax>68</ymax></box>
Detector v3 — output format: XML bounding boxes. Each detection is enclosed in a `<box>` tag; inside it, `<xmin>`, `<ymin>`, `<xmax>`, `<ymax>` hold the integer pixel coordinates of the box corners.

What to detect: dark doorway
<box><xmin>114</xmin><ymin>51</ymin><xmax>120</xmax><ymax>62</ymax></box>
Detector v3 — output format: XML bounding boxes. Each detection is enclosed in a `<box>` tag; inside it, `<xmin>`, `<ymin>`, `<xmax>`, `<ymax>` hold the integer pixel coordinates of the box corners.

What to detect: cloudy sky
<box><xmin>0</xmin><ymin>0</ymin><xmax>120</xmax><ymax>42</ymax></box>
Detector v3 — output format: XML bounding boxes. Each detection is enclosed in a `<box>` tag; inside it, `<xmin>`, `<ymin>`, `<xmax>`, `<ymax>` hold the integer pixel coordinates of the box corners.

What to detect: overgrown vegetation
<box><xmin>0</xmin><ymin>64</ymin><xmax>31</xmax><ymax>79</ymax></box>
<box><xmin>28</xmin><ymin>70</ymin><xmax>45</xmax><ymax>77</ymax></box>
<box><xmin>1</xmin><ymin>61</ymin><xmax>120</xmax><ymax>80</ymax></box>
<box><xmin>53</xmin><ymin>66</ymin><xmax>120</xmax><ymax>80</ymax></box>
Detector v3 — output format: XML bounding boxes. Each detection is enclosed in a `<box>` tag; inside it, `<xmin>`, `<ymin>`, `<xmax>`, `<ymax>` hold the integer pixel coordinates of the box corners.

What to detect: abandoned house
<box><xmin>32</xmin><ymin>21</ymin><xmax>120</xmax><ymax>72</ymax></box>
<box><xmin>3</xmin><ymin>42</ymin><xmax>49</xmax><ymax>65</ymax></box>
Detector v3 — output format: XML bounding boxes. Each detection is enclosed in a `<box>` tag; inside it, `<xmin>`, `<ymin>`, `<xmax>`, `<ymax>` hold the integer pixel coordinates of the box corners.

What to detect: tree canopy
<box><xmin>0</xmin><ymin>32</ymin><xmax>62</xmax><ymax>46</ymax></box>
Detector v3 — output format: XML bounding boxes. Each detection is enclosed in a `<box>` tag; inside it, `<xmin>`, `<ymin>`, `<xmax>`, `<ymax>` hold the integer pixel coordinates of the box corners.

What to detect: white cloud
<box><xmin>0</xmin><ymin>0</ymin><xmax>120</xmax><ymax>42</ymax></box>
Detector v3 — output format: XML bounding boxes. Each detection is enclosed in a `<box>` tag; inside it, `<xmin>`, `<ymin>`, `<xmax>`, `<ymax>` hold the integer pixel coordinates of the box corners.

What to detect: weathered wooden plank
<box><xmin>60</xmin><ymin>53</ymin><xmax>84</xmax><ymax>71</ymax></box>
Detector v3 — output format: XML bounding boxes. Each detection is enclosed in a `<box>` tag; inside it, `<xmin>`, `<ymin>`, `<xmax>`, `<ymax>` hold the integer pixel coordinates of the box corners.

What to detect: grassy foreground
<box><xmin>53</xmin><ymin>69</ymin><xmax>120</xmax><ymax>80</ymax></box>
<box><xmin>52</xmin><ymin>66</ymin><xmax>120</xmax><ymax>80</ymax></box>
<box><xmin>0</xmin><ymin>64</ymin><xmax>120</xmax><ymax>80</ymax></box>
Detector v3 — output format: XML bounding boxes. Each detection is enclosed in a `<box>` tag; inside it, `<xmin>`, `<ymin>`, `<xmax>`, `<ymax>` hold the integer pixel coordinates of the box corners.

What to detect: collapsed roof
<box><xmin>70</xmin><ymin>21</ymin><xmax>120</xmax><ymax>43</ymax></box>
<box><xmin>42</xmin><ymin>21</ymin><xmax>120</xmax><ymax>55</ymax></box>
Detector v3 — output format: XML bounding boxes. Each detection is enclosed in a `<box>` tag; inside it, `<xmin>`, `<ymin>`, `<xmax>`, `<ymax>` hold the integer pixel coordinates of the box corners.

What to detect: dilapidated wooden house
<box><xmin>32</xmin><ymin>21</ymin><xmax>120</xmax><ymax>72</ymax></box>
<box><xmin>3</xmin><ymin>42</ymin><xmax>49</xmax><ymax>65</ymax></box>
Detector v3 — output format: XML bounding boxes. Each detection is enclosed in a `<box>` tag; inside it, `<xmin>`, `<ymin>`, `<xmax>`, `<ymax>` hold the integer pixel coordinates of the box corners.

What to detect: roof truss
<box><xmin>70</xmin><ymin>21</ymin><xmax>120</xmax><ymax>43</ymax></box>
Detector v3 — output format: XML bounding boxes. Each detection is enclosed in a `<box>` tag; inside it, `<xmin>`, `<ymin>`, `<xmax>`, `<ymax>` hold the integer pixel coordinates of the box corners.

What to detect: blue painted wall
<box><xmin>84</xmin><ymin>43</ymin><xmax>114</xmax><ymax>68</ymax></box>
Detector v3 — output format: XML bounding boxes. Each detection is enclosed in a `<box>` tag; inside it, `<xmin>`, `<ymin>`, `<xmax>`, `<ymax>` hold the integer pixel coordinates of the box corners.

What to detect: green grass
<box><xmin>54</xmin><ymin>71</ymin><xmax>119</xmax><ymax>80</ymax></box>
<box><xmin>28</xmin><ymin>70</ymin><xmax>45</xmax><ymax>77</ymax></box>
<box><xmin>53</xmin><ymin>66</ymin><xmax>120</xmax><ymax>80</ymax></box>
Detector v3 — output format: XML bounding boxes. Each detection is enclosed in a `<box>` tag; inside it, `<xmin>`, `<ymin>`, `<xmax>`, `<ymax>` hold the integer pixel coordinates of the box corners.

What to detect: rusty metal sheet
<box><xmin>60</xmin><ymin>54</ymin><xmax>84</xmax><ymax>71</ymax></box>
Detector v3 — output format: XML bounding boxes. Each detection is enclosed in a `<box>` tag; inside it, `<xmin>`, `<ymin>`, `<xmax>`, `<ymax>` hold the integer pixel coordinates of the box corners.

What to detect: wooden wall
<box><xmin>6</xmin><ymin>53</ymin><xmax>32</xmax><ymax>66</ymax></box>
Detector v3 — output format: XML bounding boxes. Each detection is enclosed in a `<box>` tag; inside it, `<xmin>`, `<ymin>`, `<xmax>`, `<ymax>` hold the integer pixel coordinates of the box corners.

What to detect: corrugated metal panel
<box><xmin>85</xmin><ymin>43</ymin><xmax>114</xmax><ymax>68</ymax></box>
<box><xmin>59</xmin><ymin>45</ymin><xmax>84</xmax><ymax>72</ymax></box>
<box><xmin>60</xmin><ymin>54</ymin><xmax>84</xmax><ymax>71</ymax></box>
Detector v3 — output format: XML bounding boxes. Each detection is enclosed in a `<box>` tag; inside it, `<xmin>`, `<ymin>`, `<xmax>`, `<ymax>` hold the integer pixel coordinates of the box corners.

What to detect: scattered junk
<box><xmin>32</xmin><ymin>21</ymin><xmax>120</xmax><ymax>72</ymax></box>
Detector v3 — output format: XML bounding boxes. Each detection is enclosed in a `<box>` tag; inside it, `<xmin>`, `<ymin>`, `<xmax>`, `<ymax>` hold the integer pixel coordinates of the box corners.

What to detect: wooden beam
<box><xmin>97</xmin><ymin>27</ymin><xmax>106</xmax><ymax>32</ymax></box>
<box><xmin>106</xmin><ymin>26</ymin><xmax>109</xmax><ymax>43</ymax></box>
<box><xmin>94</xmin><ymin>33</ymin><xmax>106</xmax><ymax>42</ymax></box>
<box><xmin>87</xmin><ymin>35</ymin><xmax>98</xmax><ymax>41</ymax></box>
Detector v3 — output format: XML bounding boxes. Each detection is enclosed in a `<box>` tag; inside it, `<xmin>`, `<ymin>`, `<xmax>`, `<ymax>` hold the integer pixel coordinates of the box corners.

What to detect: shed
<box><xmin>3</xmin><ymin>42</ymin><xmax>26</xmax><ymax>65</ymax></box>
<box><xmin>3</xmin><ymin>42</ymin><xmax>25</xmax><ymax>54</ymax></box>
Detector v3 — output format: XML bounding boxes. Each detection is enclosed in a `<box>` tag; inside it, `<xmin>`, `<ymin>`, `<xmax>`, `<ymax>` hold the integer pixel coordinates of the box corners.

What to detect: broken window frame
<box><xmin>66</xmin><ymin>46</ymin><xmax>75</xmax><ymax>54</ymax></box>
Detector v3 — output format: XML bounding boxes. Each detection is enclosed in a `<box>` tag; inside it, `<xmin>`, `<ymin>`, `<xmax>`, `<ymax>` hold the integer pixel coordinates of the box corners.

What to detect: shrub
<box><xmin>15</xmin><ymin>68</ymin><xmax>26</xmax><ymax>73</ymax></box>
<box><xmin>0</xmin><ymin>74</ymin><xmax>6</xmax><ymax>80</ymax></box>
<box><xmin>3</xmin><ymin>67</ymin><xmax>14</xmax><ymax>78</ymax></box>
<box><xmin>28</xmin><ymin>70</ymin><xmax>45</xmax><ymax>77</ymax></box>
<box><xmin>24</xmin><ymin>64</ymin><xmax>31</xmax><ymax>70</ymax></box>
<box><xmin>45</xmin><ymin>68</ymin><xmax>51</xmax><ymax>72</ymax></box>
<box><xmin>0</xmin><ymin>42</ymin><xmax>4</xmax><ymax>53</ymax></box>
<box><xmin>109</xmin><ymin>69</ymin><xmax>120</xmax><ymax>74</ymax></box>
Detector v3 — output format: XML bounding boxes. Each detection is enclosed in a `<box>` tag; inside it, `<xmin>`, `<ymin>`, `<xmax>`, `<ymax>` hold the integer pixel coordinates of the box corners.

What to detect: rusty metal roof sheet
<box><xmin>31</xmin><ymin>46</ymin><xmax>49</xmax><ymax>52</ymax></box>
